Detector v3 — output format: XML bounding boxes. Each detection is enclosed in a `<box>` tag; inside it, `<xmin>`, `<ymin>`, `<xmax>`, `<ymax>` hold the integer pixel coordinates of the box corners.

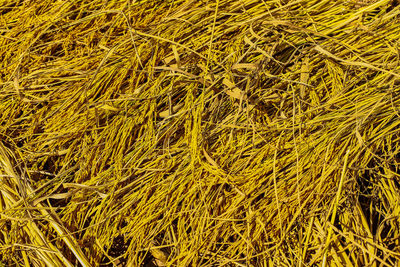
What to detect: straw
<box><xmin>1</xmin><ymin>0</ymin><xmax>400</xmax><ymax>265</ymax></box>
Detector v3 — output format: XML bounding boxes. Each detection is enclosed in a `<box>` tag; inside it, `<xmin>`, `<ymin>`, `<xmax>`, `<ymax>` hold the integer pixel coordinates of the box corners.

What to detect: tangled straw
<box><xmin>1</xmin><ymin>0</ymin><xmax>400</xmax><ymax>265</ymax></box>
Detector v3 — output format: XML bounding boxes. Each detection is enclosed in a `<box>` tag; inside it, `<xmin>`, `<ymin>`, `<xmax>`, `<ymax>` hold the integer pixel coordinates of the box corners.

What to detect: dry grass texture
<box><xmin>1</xmin><ymin>0</ymin><xmax>400</xmax><ymax>266</ymax></box>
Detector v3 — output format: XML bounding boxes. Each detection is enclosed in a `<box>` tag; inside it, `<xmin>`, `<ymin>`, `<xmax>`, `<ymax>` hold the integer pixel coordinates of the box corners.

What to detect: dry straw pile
<box><xmin>1</xmin><ymin>0</ymin><xmax>400</xmax><ymax>266</ymax></box>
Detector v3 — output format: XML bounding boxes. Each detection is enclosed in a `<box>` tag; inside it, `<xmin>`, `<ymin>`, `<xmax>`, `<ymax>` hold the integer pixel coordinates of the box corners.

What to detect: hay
<box><xmin>1</xmin><ymin>0</ymin><xmax>400</xmax><ymax>265</ymax></box>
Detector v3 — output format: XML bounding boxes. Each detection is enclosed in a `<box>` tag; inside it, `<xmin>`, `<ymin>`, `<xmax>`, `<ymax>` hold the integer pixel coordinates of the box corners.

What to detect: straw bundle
<box><xmin>1</xmin><ymin>0</ymin><xmax>400</xmax><ymax>265</ymax></box>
